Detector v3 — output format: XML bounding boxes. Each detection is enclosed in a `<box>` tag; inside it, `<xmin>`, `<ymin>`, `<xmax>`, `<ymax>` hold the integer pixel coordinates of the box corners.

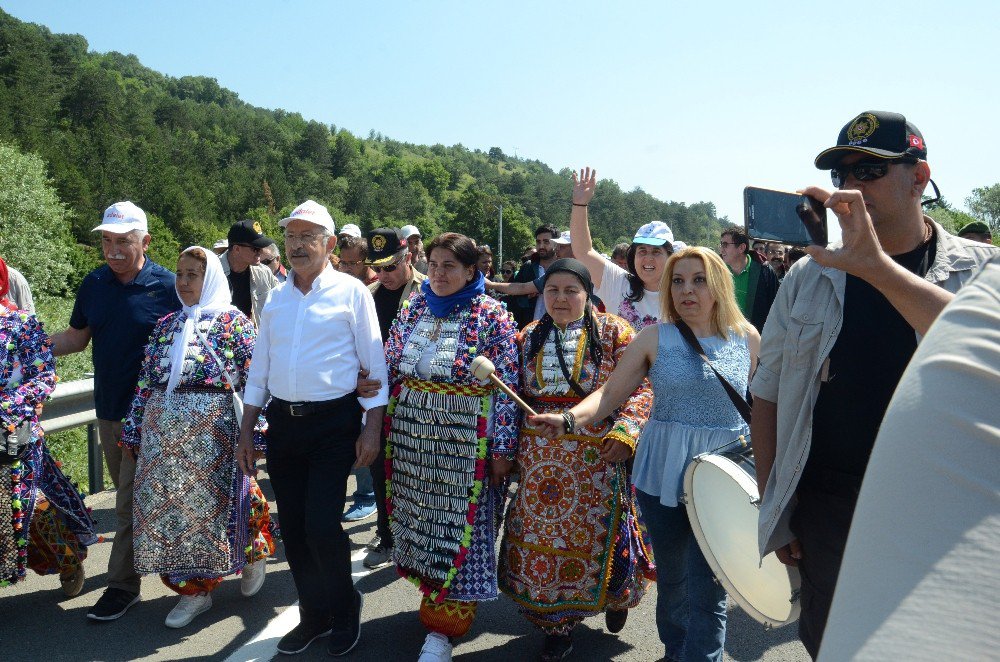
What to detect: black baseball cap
<box><xmin>365</xmin><ymin>228</ymin><xmax>407</xmax><ymax>266</ymax></box>
<box><xmin>227</xmin><ymin>219</ymin><xmax>272</xmax><ymax>248</ymax></box>
<box><xmin>815</xmin><ymin>111</ymin><xmax>927</xmax><ymax>170</ymax></box>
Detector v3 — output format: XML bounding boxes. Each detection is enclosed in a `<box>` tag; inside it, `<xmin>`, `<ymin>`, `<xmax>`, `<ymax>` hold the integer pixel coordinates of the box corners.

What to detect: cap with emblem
<box><xmin>815</xmin><ymin>111</ymin><xmax>927</xmax><ymax>170</ymax></box>
<box><xmin>366</xmin><ymin>228</ymin><xmax>408</xmax><ymax>266</ymax></box>
<box><xmin>339</xmin><ymin>223</ymin><xmax>362</xmax><ymax>239</ymax></box>
<box><xmin>92</xmin><ymin>201</ymin><xmax>148</xmax><ymax>234</ymax></box>
<box><xmin>633</xmin><ymin>221</ymin><xmax>674</xmax><ymax>246</ymax></box>
<box><xmin>279</xmin><ymin>200</ymin><xmax>336</xmax><ymax>235</ymax></box>
<box><xmin>228</xmin><ymin>219</ymin><xmax>272</xmax><ymax>248</ymax></box>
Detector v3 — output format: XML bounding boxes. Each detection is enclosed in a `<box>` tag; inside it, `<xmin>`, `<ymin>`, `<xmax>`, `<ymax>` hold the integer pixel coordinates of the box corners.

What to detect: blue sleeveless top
<box><xmin>632</xmin><ymin>323</ymin><xmax>751</xmax><ymax>506</ymax></box>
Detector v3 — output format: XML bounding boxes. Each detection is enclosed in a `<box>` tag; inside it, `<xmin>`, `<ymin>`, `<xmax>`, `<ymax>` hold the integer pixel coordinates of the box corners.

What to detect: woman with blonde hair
<box><xmin>532</xmin><ymin>246</ymin><xmax>760</xmax><ymax>661</ymax></box>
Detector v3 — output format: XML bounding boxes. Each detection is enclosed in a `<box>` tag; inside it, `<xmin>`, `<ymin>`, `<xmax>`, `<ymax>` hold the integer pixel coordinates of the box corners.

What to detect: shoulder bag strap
<box><xmin>675</xmin><ymin>320</ymin><xmax>751</xmax><ymax>426</ymax></box>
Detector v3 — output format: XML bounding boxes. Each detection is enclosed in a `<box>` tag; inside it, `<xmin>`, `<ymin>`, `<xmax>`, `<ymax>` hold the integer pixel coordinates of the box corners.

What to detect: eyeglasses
<box><xmin>831</xmin><ymin>158</ymin><xmax>917</xmax><ymax>189</ymax></box>
<box><xmin>373</xmin><ymin>256</ymin><xmax>406</xmax><ymax>273</ymax></box>
<box><xmin>719</xmin><ymin>241</ymin><xmax>736</xmax><ymax>249</ymax></box>
<box><xmin>284</xmin><ymin>232</ymin><xmax>323</xmax><ymax>245</ymax></box>
<box><xmin>339</xmin><ymin>259</ymin><xmax>365</xmax><ymax>267</ymax></box>
<box><xmin>261</xmin><ymin>257</ymin><xmax>278</xmax><ymax>266</ymax></box>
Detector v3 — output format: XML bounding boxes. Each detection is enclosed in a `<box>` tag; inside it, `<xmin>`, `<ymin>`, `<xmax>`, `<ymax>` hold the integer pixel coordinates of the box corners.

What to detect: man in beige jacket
<box><xmin>219</xmin><ymin>220</ymin><xmax>277</xmax><ymax>326</ymax></box>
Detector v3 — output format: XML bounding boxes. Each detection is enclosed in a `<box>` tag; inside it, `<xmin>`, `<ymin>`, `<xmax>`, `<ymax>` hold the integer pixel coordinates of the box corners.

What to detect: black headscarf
<box><xmin>526</xmin><ymin>258</ymin><xmax>604</xmax><ymax>375</ymax></box>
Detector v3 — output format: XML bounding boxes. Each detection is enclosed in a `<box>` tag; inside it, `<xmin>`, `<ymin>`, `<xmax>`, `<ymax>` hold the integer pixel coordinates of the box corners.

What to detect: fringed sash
<box><xmin>385</xmin><ymin>377</ymin><xmax>491</xmax><ymax>602</ymax></box>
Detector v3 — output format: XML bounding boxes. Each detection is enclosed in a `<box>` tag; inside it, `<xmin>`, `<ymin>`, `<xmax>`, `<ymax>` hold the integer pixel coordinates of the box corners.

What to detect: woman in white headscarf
<box><xmin>122</xmin><ymin>247</ymin><xmax>274</xmax><ymax>629</ymax></box>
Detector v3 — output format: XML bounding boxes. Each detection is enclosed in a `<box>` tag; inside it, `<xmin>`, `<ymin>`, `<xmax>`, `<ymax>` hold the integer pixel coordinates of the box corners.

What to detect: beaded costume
<box><xmin>384</xmin><ymin>293</ymin><xmax>520</xmax><ymax>636</ymax></box>
<box><xmin>122</xmin><ymin>310</ymin><xmax>273</xmax><ymax>592</ymax></box>
<box><xmin>1</xmin><ymin>311</ymin><xmax>96</xmax><ymax>588</ymax></box>
<box><xmin>499</xmin><ymin>313</ymin><xmax>655</xmax><ymax>633</ymax></box>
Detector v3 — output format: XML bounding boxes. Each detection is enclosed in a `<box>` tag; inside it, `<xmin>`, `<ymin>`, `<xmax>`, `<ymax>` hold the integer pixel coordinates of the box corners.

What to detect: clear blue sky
<box><xmin>5</xmin><ymin>1</ymin><xmax>998</xmax><ymax>239</ymax></box>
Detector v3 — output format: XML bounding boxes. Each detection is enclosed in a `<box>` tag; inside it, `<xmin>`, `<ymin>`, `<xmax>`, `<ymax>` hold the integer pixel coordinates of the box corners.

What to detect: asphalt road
<box><xmin>2</xmin><ymin>472</ymin><xmax>808</xmax><ymax>661</ymax></box>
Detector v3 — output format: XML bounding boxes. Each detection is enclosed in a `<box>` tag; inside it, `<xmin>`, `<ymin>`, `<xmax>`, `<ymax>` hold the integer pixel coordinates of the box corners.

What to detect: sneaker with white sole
<box><xmin>241</xmin><ymin>560</ymin><xmax>266</xmax><ymax>597</ymax></box>
<box><xmin>418</xmin><ymin>632</ymin><xmax>453</xmax><ymax>662</ymax></box>
<box><xmin>164</xmin><ymin>593</ymin><xmax>212</xmax><ymax>629</ymax></box>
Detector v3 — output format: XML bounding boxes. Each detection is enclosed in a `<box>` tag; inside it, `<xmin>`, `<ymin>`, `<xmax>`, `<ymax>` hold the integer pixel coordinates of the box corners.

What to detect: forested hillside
<box><xmin>0</xmin><ymin>8</ymin><xmax>728</xmax><ymax>297</ymax></box>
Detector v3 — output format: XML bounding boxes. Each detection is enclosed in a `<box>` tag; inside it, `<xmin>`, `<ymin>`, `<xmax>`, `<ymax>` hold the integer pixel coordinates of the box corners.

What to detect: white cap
<box><xmin>339</xmin><ymin>223</ymin><xmax>362</xmax><ymax>238</ymax></box>
<box><xmin>552</xmin><ymin>230</ymin><xmax>571</xmax><ymax>245</ymax></box>
<box><xmin>213</xmin><ymin>238</ymin><xmax>229</xmax><ymax>250</ymax></box>
<box><xmin>93</xmin><ymin>201</ymin><xmax>148</xmax><ymax>234</ymax></box>
<box><xmin>672</xmin><ymin>240</ymin><xmax>688</xmax><ymax>251</ymax></box>
<box><xmin>633</xmin><ymin>221</ymin><xmax>674</xmax><ymax>246</ymax></box>
<box><xmin>400</xmin><ymin>224</ymin><xmax>421</xmax><ymax>239</ymax></box>
<box><xmin>280</xmin><ymin>200</ymin><xmax>335</xmax><ymax>234</ymax></box>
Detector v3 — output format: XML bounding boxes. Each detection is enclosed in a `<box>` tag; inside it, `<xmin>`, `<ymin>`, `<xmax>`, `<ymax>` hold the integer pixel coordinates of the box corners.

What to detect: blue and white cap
<box><xmin>632</xmin><ymin>221</ymin><xmax>674</xmax><ymax>246</ymax></box>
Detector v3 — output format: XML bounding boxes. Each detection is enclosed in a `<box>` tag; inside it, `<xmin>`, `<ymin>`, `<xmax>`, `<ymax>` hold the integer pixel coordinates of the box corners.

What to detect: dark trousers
<box><xmin>369</xmin><ymin>427</ymin><xmax>392</xmax><ymax>545</ymax></box>
<box><xmin>266</xmin><ymin>397</ymin><xmax>361</xmax><ymax>623</ymax></box>
<box><xmin>790</xmin><ymin>486</ymin><xmax>859</xmax><ymax>659</ymax></box>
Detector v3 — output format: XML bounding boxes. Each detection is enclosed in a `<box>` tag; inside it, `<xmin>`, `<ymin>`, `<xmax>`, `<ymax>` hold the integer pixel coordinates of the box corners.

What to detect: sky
<box><xmin>5</xmin><ymin>1</ymin><xmax>999</xmax><ymax>241</ymax></box>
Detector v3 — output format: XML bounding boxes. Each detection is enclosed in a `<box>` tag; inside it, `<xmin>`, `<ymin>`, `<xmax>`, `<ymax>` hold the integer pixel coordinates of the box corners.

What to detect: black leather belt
<box><xmin>271</xmin><ymin>396</ymin><xmax>351</xmax><ymax>417</ymax></box>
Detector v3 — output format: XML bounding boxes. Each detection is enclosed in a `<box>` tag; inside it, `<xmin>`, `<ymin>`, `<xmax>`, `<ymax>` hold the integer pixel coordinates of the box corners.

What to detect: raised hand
<box><xmin>800</xmin><ymin>186</ymin><xmax>890</xmax><ymax>283</ymax></box>
<box><xmin>572</xmin><ymin>167</ymin><xmax>598</xmax><ymax>206</ymax></box>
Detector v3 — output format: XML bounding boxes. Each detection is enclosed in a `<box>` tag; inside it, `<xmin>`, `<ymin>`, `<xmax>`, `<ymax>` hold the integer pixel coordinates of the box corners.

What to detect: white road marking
<box><xmin>224</xmin><ymin>549</ymin><xmax>372</xmax><ymax>662</ymax></box>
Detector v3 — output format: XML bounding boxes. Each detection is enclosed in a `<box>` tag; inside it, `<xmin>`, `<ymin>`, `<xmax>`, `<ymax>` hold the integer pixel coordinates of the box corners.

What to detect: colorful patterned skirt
<box><xmin>133</xmin><ymin>388</ymin><xmax>253</xmax><ymax>579</ymax></box>
<box><xmin>499</xmin><ymin>400</ymin><xmax>655</xmax><ymax>632</ymax></box>
<box><xmin>1</xmin><ymin>432</ymin><xmax>96</xmax><ymax>587</ymax></box>
<box><xmin>386</xmin><ymin>378</ymin><xmax>504</xmax><ymax>603</ymax></box>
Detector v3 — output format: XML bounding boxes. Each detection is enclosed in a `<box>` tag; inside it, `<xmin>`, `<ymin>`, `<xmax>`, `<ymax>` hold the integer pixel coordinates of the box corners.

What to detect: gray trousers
<box><xmin>97</xmin><ymin>419</ymin><xmax>141</xmax><ymax>594</ymax></box>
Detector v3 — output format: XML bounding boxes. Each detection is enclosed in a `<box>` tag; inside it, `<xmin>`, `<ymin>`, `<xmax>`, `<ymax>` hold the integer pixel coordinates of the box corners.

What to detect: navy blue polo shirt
<box><xmin>70</xmin><ymin>259</ymin><xmax>181</xmax><ymax>421</ymax></box>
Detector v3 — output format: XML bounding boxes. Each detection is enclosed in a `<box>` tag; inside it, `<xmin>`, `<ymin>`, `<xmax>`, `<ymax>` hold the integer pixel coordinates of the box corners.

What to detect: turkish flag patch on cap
<box><xmin>908</xmin><ymin>134</ymin><xmax>925</xmax><ymax>150</ymax></box>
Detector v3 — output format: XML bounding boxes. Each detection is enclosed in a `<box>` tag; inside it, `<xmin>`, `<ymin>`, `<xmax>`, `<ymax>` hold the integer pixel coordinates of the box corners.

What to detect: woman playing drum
<box><xmin>532</xmin><ymin>247</ymin><xmax>759</xmax><ymax>661</ymax></box>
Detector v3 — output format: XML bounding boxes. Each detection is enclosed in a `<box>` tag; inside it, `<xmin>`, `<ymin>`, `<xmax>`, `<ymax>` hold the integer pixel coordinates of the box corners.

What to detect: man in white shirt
<box><xmin>236</xmin><ymin>200</ymin><xmax>388</xmax><ymax>657</ymax></box>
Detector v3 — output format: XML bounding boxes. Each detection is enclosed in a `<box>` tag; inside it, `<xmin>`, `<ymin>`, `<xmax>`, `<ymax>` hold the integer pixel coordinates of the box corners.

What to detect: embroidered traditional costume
<box><xmin>500</xmin><ymin>313</ymin><xmax>655</xmax><ymax>633</ymax></box>
<box><xmin>122</xmin><ymin>308</ymin><xmax>273</xmax><ymax>594</ymax></box>
<box><xmin>384</xmin><ymin>292</ymin><xmax>520</xmax><ymax>637</ymax></box>
<box><xmin>1</xmin><ymin>310</ymin><xmax>96</xmax><ymax>588</ymax></box>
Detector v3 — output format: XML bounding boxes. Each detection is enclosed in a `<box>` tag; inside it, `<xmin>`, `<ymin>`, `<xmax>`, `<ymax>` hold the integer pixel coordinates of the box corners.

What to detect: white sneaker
<box><xmin>164</xmin><ymin>593</ymin><xmax>212</xmax><ymax>628</ymax></box>
<box><xmin>241</xmin><ymin>560</ymin><xmax>266</xmax><ymax>597</ymax></box>
<box><xmin>417</xmin><ymin>632</ymin><xmax>453</xmax><ymax>662</ymax></box>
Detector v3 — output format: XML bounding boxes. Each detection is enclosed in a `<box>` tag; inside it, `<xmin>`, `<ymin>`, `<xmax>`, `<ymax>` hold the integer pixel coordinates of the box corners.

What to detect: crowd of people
<box><xmin>2</xmin><ymin>109</ymin><xmax>998</xmax><ymax>662</ymax></box>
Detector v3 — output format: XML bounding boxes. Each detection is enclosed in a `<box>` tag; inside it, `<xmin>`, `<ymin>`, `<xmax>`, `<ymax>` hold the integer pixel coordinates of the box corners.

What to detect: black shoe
<box><xmin>277</xmin><ymin>620</ymin><xmax>332</xmax><ymax>655</ymax></box>
<box><xmin>328</xmin><ymin>588</ymin><xmax>364</xmax><ymax>656</ymax></box>
<box><xmin>605</xmin><ymin>608</ymin><xmax>628</xmax><ymax>634</ymax></box>
<box><xmin>365</xmin><ymin>533</ymin><xmax>382</xmax><ymax>551</ymax></box>
<box><xmin>540</xmin><ymin>633</ymin><xmax>573</xmax><ymax>661</ymax></box>
<box><xmin>87</xmin><ymin>588</ymin><xmax>141</xmax><ymax>621</ymax></box>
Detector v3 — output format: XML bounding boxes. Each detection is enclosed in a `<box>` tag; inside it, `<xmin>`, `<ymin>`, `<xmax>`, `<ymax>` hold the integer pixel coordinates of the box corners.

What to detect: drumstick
<box><xmin>470</xmin><ymin>355</ymin><xmax>538</xmax><ymax>417</ymax></box>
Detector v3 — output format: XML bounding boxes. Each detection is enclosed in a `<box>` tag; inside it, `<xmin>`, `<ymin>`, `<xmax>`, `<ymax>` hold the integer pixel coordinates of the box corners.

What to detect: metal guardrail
<box><xmin>38</xmin><ymin>377</ymin><xmax>103</xmax><ymax>495</ymax></box>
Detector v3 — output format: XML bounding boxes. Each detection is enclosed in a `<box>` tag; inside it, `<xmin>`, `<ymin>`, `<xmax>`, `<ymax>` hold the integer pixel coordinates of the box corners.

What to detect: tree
<box><xmin>967</xmin><ymin>184</ymin><xmax>1000</xmax><ymax>235</ymax></box>
<box><xmin>0</xmin><ymin>142</ymin><xmax>74</xmax><ymax>296</ymax></box>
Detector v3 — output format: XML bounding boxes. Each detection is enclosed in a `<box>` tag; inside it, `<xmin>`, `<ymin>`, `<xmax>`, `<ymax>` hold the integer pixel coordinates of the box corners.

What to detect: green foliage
<box><xmin>0</xmin><ymin>7</ymin><xmax>733</xmax><ymax>269</ymax></box>
<box><xmin>966</xmin><ymin>184</ymin><xmax>1000</xmax><ymax>236</ymax></box>
<box><xmin>0</xmin><ymin>142</ymin><xmax>74</xmax><ymax>296</ymax></box>
<box><xmin>925</xmin><ymin>197</ymin><xmax>980</xmax><ymax>235</ymax></box>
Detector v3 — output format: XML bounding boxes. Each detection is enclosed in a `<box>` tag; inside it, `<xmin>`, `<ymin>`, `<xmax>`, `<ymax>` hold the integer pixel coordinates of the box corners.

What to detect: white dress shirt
<box><xmin>244</xmin><ymin>264</ymin><xmax>389</xmax><ymax>411</ymax></box>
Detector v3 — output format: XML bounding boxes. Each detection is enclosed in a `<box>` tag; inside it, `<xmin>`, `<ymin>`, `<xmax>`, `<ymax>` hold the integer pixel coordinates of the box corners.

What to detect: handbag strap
<box><xmin>552</xmin><ymin>327</ymin><xmax>588</xmax><ymax>398</ymax></box>
<box><xmin>675</xmin><ymin>320</ymin><xmax>751</xmax><ymax>426</ymax></box>
<box><xmin>192</xmin><ymin>321</ymin><xmax>240</xmax><ymax>392</ymax></box>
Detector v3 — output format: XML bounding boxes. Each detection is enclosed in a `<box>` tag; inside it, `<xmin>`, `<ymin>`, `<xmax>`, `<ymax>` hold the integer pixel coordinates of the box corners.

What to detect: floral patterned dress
<box><xmin>384</xmin><ymin>293</ymin><xmax>520</xmax><ymax>608</ymax></box>
<box><xmin>1</xmin><ymin>310</ymin><xmax>96</xmax><ymax>587</ymax></box>
<box><xmin>499</xmin><ymin>313</ymin><xmax>656</xmax><ymax>633</ymax></box>
<box><xmin>122</xmin><ymin>310</ymin><xmax>273</xmax><ymax>592</ymax></box>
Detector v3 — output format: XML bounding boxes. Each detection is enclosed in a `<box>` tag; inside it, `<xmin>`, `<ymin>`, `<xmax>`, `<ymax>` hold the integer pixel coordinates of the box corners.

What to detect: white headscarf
<box><xmin>166</xmin><ymin>246</ymin><xmax>237</xmax><ymax>393</ymax></box>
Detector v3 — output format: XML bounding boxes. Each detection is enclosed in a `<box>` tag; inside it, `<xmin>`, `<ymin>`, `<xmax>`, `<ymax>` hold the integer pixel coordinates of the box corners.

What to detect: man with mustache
<box><xmin>50</xmin><ymin>201</ymin><xmax>181</xmax><ymax>621</ymax></box>
<box><xmin>510</xmin><ymin>224</ymin><xmax>558</xmax><ymax>329</ymax></box>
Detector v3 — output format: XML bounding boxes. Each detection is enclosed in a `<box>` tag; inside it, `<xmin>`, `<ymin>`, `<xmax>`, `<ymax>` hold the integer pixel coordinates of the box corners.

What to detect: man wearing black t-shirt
<box><xmin>219</xmin><ymin>220</ymin><xmax>277</xmax><ymax>325</ymax></box>
<box><xmin>363</xmin><ymin>228</ymin><xmax>425</xmax><ymax>569</ymax></box>
<box><xmin>749</xmin><ymin>111</ymin><xmax>998</xmax><ymax>658</ymax></box>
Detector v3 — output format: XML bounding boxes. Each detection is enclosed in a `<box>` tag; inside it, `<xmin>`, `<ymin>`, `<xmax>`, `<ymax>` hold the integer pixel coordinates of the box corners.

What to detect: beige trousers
<box><xmin>97</xmin><ymin>419</ymin><xmax>140</xmax><ymax>593</ymax></box>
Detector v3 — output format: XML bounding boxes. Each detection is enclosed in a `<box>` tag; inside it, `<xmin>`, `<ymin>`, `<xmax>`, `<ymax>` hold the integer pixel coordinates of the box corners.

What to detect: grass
<box><xmin>33</xmin><ymin>294</ymin><xmax>98</xmax><ymax>491</ymax></box>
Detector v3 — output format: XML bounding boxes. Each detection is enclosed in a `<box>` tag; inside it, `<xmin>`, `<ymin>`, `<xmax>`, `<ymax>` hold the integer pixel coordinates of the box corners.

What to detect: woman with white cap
<box><xmin>570</xmin><ymin>167</ymin><xmax>675</xmax><ymax>331</ymax></box>
<box><xmin>122</xmin><ymin>246</ymin><xmax>274</xmax><ymax>629</ymax></box>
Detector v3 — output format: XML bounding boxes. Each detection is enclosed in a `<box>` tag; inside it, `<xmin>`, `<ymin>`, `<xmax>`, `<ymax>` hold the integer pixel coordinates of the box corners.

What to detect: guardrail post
<box><xmin>87</xmin><ymin>423</ymin><xmax>103</xmax><ymax>495</ymax></box>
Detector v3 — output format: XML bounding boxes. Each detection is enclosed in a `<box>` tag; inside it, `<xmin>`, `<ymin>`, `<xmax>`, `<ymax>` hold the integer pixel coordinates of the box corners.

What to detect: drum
<box><xmin>682</xmin><ymin>450</ymin><xmax>800</xmax><ymax>629</ymax></box>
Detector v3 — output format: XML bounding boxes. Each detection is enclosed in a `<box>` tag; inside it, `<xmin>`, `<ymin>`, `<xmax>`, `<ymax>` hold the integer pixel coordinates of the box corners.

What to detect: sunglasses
<box><xmin>261</xmin><ymin>257</ymin><xmax>278</xmax><ymax>266</ymax></box>
<box><xmin>831</xmin><ymin>158</ymin><xmax>917</xmax><ymax>189</ymax></box>
<box><xmin>236</xmin><ymin>243</ymin><xmax>262</xmax><ymax>253</ymax></box>
<box><xmin>373</xmin><ymin>257</ymin><xmax>405</xmax><ymax>273</ymax></box>
<box><xmin>500</xmin><ymin>269</ymin><xmax>513</xmax><ymax>276</ymax></box>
